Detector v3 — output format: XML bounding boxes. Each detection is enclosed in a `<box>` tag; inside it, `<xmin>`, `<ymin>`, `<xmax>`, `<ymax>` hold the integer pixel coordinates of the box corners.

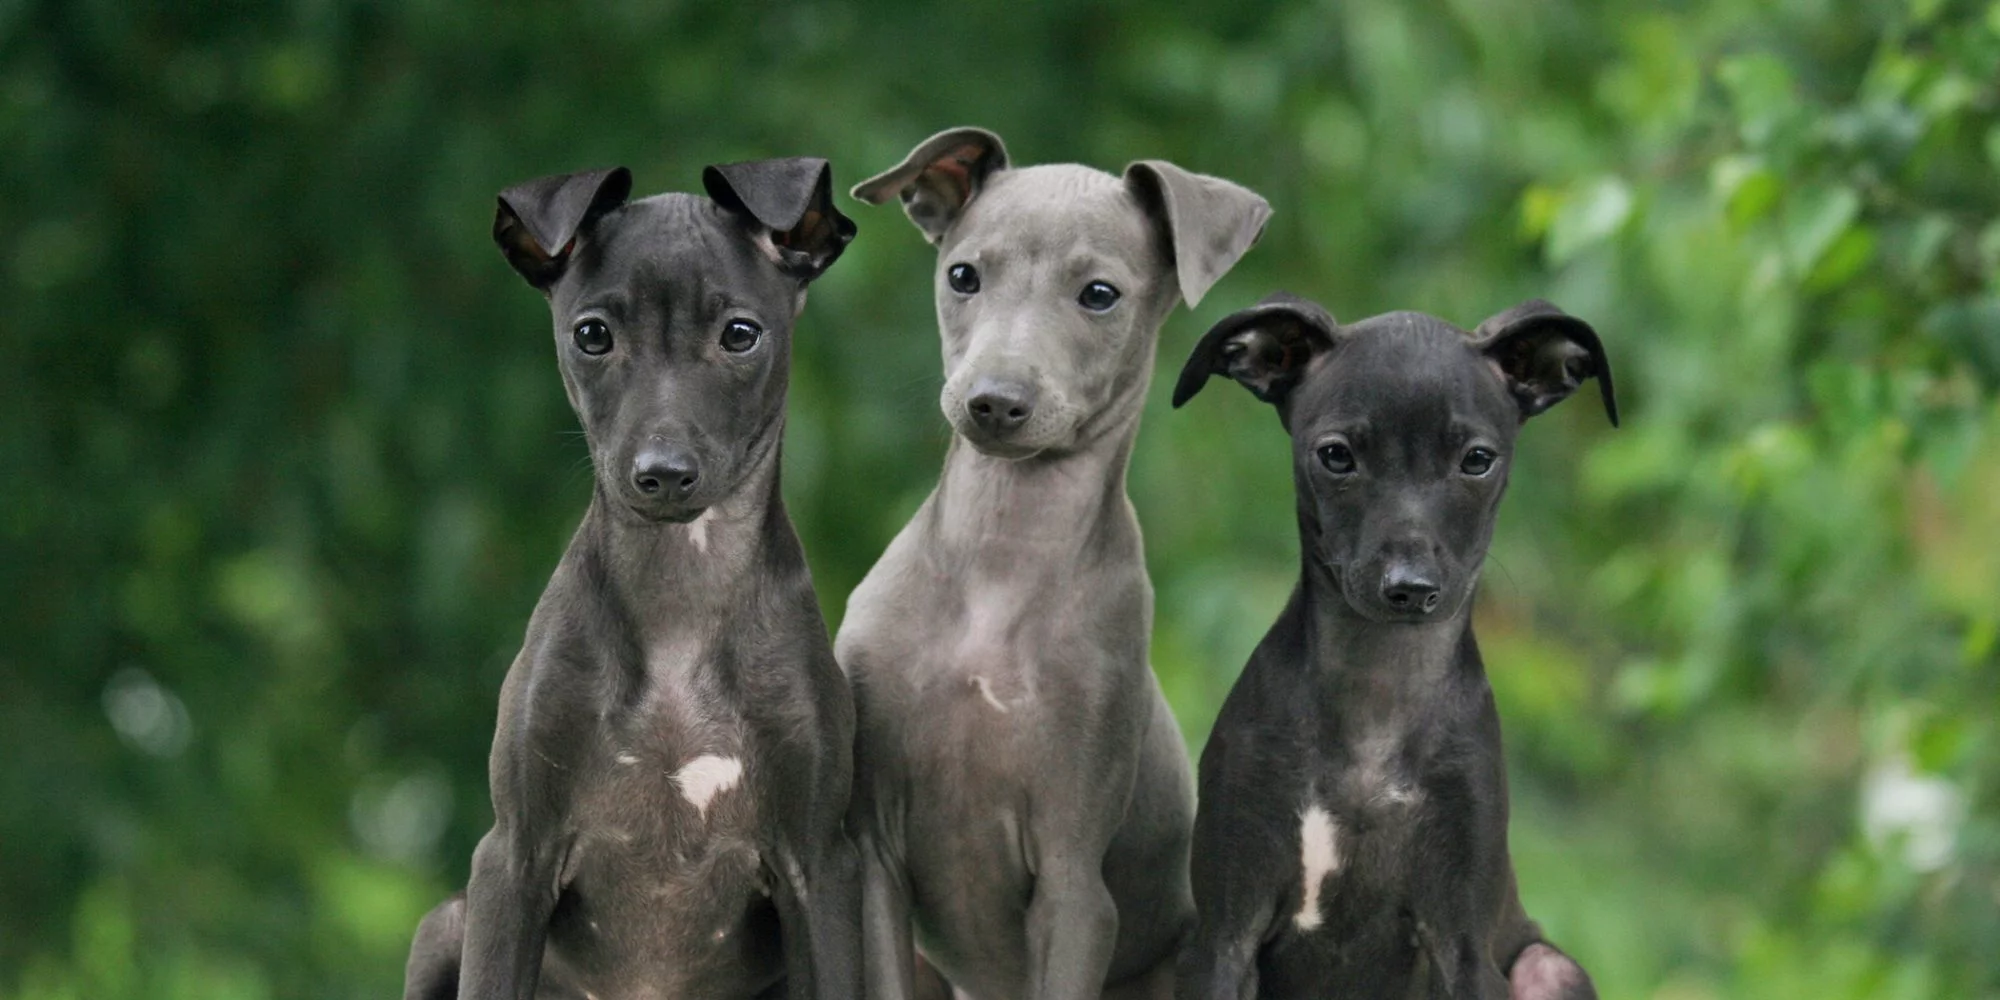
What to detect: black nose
<box><xmin>1380</xmin><ymin>565</ymin><xmax>1442</xmax><ymax>614</ymax></box>
<box><xmin>632</xmin><ymin>446</ymin><xmax>700</xmax><ymax>501</ymax></box>
<box><xmin>967</xmin><ymin>377</ymin><xmax>1038</xmax><ymax>435</ymax></box>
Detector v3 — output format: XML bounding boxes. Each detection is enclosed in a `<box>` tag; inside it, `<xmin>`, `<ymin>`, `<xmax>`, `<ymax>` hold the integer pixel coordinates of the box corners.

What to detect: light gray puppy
<box><xmin>839</xmin><ymin>127</ymin><xmax>1270</xmax><ymax>1000</ymax></box>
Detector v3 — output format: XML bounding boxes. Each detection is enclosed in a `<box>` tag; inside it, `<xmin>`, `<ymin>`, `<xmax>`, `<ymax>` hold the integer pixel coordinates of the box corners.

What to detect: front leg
<box><xmin>1415</xmin><ymin>925</ymin><xmax>1508</xmax><ymax>1000</ymax></box>
<box><xmin>1174</xmin><ymin>797</ymin><xmax>1280</xmax><ymax>1000</ymax></box>
<box><xmin>404</xmin><ymin>893</ymin><xmax>465</xmax><ymax>1000</ymax></box>
<box><xmin>1023</xmin><ymin>664</ymin><xmax>1150</xmax><ymax>1000</ymax></box>
<box><xmin>1174</xmin><ymin>927</ymin><xmax>1262</xmax><ymax>1000</ymax></box>
<box><xmin>1411</xmin><ymin>770</ymin><xmax>1510</xmax><ymax>1000</ymax></box>
<box><xmin>1175</xmin><ymin>852</ymin><xmax>1277</xmax><ymax>1000</ymax></box>
<box><xmin>1178</xmin><ymin>706</ymin><xmax>1300</xmax><ymax>1000</ymax></box>
<box><xmin>857</xmin><ymin>826</ymin><xmax>919</xmax><ymax>1000</ymax></box>
<box><xmin>457</xmin><ymin>827</ymin><xmax>564</xmax><ymax>1000</ymax></box>
<box><xmin>1025</xmin><ymin>853</ymin><xmax>1120</xmax><ymax>1000</ymax></box>
<box><xmin>770</xmin><ymin>828</ymin><xmax>864</xmax><ymax>1000</ymax></box>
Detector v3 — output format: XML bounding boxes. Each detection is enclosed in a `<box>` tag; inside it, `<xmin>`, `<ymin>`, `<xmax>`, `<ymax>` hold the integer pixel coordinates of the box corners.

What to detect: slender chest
<box><xmin>1283</xmin><ymin>708</ymin><xmax>1439</xmax><ymax>934</ymax></box>
<box><xmin>562</xmin><ymin>637</ymin><xmax>763</xmax><ymax>861</ymax></box>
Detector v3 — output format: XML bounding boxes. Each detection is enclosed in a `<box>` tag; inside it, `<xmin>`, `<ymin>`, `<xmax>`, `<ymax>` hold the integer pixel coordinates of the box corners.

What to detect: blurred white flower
<box><xmin>102</xmin><ymin>666</ymin><xmax>192</xmax><ymax>757</ymax></box>
<box><xmin>351</xmin><ymin>768</ymin><xmax>452</xmax><ymax>865</ymax></box>
<box><xmin>1860</xmin><ymin>754</ymin><xmax>1963</xmax><ymax>872</ymax></box>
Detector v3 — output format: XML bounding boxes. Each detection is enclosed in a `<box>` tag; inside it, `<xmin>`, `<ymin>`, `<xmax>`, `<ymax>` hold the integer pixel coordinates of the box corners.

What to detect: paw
<box><xmin>1508</xmin><ymin>943</ymin><xmax>1595</xmax><ymax>1000</ymax></box>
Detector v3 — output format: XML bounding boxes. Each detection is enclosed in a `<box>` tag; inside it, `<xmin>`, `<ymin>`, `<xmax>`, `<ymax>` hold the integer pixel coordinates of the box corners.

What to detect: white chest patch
<box><xmin>674</xmin><ymin>754</ymin><xmax>743</xmax><ymax>819</ymax></box>
<box><xmin>1295</xmin><ymin>805</ymin><xmax>1341</xmax><ymax>931</ymax></box>
<box><xmin>686</xmin><ymin>508</ymin><xmax>714</xmax><ymax>554</ymax></box>
<box><xmin>972</xmin><ymin>675</ymin><xmax>1010</xmax><ymax>713</ymax></box>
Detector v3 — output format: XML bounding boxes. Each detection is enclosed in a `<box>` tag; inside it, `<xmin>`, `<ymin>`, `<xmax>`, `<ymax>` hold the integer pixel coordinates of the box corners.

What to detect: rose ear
<box><xmin>492</xmin><ymin>167</ymin><xmax>633</xmax><ymax>289</ymax></box>
<box><xmin>1472</xmin><ymin>299</ymin><xmax>1618</xmax><ymax>425</ymax></box>
<box><xmin>1122</xmin><ymin>161</ymin><xmax>1271</xmax><ymax>307</ymax></box>
<box><xmin>1172</xmin><ymin>293</ymin><xmax>1338</xmax><ymax>408</ymax></box>
<box><xmin>849</xmin><ymin>127</ymin><xmax>1009</xmax><ymax>243</ymax></box>
<box><xmin>703</xmin><ymin>157</ymin><xmax>857</xmax><ymax>282</ymax></box>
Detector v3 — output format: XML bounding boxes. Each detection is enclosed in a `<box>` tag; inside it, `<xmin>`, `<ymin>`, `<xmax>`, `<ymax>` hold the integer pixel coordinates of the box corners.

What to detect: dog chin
<box><xmin>951</xmin><ymin>423</ymin><xmax>1060</xmax><ymax>460</ymax></box>
<box><xmin>623</xmin><ymin>500</ymin><xmax>708</xmax><ymax>525</ymax></box>
<box><xmin>962</xmin><ymin>437</ymin><xmax>1046</xmax><ymax>460</ymax></box>
<box><xmin>1338</xmin><ymin>578</ymin><xmax>1464</xmax><ymax>623</ymax></box>
<box><xmin>1364</xmin><ymin>604</ymin><xmax>1444</xmax><ymax>624</ymax></box>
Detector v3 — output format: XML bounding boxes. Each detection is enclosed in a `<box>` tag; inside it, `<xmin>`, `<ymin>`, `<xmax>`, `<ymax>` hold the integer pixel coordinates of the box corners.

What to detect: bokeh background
<box><xmin>5</xmin><ymin>0</ymin><xmax>1999</xmax><ymax>996</ymax></box>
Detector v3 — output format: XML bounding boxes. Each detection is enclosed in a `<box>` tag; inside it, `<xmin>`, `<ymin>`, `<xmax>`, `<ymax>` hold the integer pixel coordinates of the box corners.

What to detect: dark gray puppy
<box><xmin>1170</xmin><ymin>294</ymin><xmax>1613</xmax><ymax>1000</ymax></box>
<box><xmin>402</xmin><ymin>159</ymin><xmax>861</xmax><ymax>1000</ymax></box>
<box><xmin>838</xmin><ymin>127</ymin><xmax>1270</xmax><ymax>1000</ymax></box>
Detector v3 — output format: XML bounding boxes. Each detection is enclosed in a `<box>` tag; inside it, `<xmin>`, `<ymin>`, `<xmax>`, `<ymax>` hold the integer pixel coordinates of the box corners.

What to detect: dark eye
<box><xmin>1317</xmin><ymin>441</ymin><xmax>1356</xmax><ymax>474</ymax></box>
<box><xmin>573</xmin><ymin>319</ymin><xmax>613</xmax><ymax>356</ymax></box>
<box><xmin>1078</xmin><ymin>281</ymin><xmax>1121</xmax><ymax>312</ymax></box>
<box><xmin>1460</xmin><ymin>447</ymin><xmax>1497</xmax><ymax>476</ymax></box>
<box><xmin>947</xmin><ymin>263</ymin><xmax>981</xmax><ymax>294</ymax></box>
<box><xmin>721</xmin><ymin>319</ymin><xmax>763</xmax><ymax>354</ymax></box>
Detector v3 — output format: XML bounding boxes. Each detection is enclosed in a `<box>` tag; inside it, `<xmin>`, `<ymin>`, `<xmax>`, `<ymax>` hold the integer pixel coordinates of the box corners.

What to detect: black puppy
<box><xmin>1169</xmin><ymin>295</ymin><xmax>1614</xmax><ymax>1000</ymax></box>
<box><xmin>402</xmin><ymin>160</ymin><xmax>861</xmax><ymax>1000</ymax></box>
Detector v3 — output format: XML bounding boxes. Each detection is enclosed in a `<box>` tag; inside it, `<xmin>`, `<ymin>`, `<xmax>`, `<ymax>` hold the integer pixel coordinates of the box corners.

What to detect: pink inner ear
<box><xmin>772</xmin><ymin>210</ymin><xmax>824</xmax><ymax>250</ymax></box>
<box><xmin>925</xmin><ymin>143</ymin><xmax>988</xmax><ymax>201</ymax></box>
<box><xmin>498</xmin><ymin>215</ymin><xmax>556</xmax><ymax>264</ymax></box>
<box><xmin>1278</xmin><ymin>332</ymin><xmax>1306</xmax><ymax>372</ymax></box>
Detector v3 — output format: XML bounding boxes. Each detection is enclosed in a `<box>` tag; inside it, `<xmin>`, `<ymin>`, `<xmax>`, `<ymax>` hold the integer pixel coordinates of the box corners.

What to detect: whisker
<box><xmin>1483</xmin><ymin>554</ymin><xmax>1519</xmax><ymax>597</ymax></box>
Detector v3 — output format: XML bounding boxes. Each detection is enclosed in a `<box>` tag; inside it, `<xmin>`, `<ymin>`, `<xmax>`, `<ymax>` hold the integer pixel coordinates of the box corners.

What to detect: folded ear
<box><xmin>703</xmin><ymin>157</ymin><xmax>857</xmax><ymax>282</ymax></box>
<box><xmin>493</xmin><ymin>167</ymin><xmax>633</xmax><ymax>289</ymax></box>
<box><xmin>1172</xmin><ymin>293</ymin><xmax>1337</xmax><ymax>408</ymax></box>
<box><xmin>850</xmin><ymin>127</ymin><xmax>1009</xmax><ymax>243</ymax></box>
<box><xmin>1124</xmin><ymin>162</ymin><xmax>1271</xmax><ymax>307</ymax></box>
<box><xmin>1471</xmin><ymin>300</ymin><xmax>1618</xmax><ymax>426</ymax></box>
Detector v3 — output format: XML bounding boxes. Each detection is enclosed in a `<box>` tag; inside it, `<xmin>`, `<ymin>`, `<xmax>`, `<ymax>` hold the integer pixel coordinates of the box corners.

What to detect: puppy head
<box><xmin>493</xmin><ymin>160</ymin><xmax>853</xmax><ymax>522</ymax></box>
<box><xmin>854</xmin><ymin>128</ymin><xmax>1269</xmax><ymax>458</ymax></box>
<box><xmin>1174</xmin><ymin>294</ymin><xmax>1615</xmax><ymax>621</ymax></box>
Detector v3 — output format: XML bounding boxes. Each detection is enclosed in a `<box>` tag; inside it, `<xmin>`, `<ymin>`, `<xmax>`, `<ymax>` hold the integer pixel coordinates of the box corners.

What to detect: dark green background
<box><xmin>4</xmin><ymin>0</ymin><xmax>1997</xmax><ymax>996</ymax></box>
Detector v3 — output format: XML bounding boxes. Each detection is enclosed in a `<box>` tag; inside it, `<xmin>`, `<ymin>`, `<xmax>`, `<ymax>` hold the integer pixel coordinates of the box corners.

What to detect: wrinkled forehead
<box><xmin>1292</xmin><ymin>314</ymin><xmax>1518</xmax><ymax>439</ymax></box>
<box><xmin>943</xmin><ymin>164</ymin><xmax>1159</xmax><ymax>265</ymax></box>
<box><xmin>555</xmin><ymin>194</ymin><xmax>779</xmax><ymax>311</ymax></box>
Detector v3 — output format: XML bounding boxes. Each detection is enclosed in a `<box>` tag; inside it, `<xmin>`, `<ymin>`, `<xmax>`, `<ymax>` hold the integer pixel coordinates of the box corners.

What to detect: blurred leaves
<box><xmin>2</xmin><ymin>0</ymin><xmax>1997</xmax><ymax>997</ymax></box>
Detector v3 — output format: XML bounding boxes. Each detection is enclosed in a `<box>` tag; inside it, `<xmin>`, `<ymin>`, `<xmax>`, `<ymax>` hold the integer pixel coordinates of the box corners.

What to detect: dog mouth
<box><xmin>940</xmin><ymin>375</ymin><xmax>1074</xmax><ymax>459</ymax></box>
<box><xmin>1336</xmin><ymin>569</ymin><xmax>1462</xmax><ymax>623</ymax></box>
<box><xmin>623</xmin><ymin>500</ymin><xmax>709</xmax><ymax>524</ymax></box>
<box><xmin>1366</xmin><ymin>602</ymin><xmax>1446</xmax><ymax>623</ymax></box>
<box><xmin>947</xmin><ymin>403</ymin><xmax>1083</xmax><ymax>459</ymax></box>
<box><xmin>954</xmin><ymin>427</ymin><xmax>1049</xmax><ymax>460</ymax></box>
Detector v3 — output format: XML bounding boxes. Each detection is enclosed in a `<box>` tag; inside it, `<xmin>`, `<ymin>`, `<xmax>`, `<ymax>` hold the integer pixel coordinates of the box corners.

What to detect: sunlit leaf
<box><xmin>1782</xmin><ymin>184</ymin><xmax>1862</xmax><ymax>277</ymax></box>
<box><xmin>1545</xmin><ymin>176</ymin><xmax>1635</xmax><ymax>264</ymax></box>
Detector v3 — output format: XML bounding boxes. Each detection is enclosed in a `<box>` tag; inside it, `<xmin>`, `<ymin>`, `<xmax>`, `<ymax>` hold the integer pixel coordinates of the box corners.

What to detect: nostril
<box><xmin>633</xmin><ymin>448</ymin><xmax>698</xmax><ymax>501</ymax></box>
<box><xmin>965</xmin><ymin>377</ymin><xmax>1039</xmax><ymax>435</ymax></box>
<box><xmin>1381</xmin><ymin>567</ymin><xmax>1442</xmax><ymax>613</ymax></box>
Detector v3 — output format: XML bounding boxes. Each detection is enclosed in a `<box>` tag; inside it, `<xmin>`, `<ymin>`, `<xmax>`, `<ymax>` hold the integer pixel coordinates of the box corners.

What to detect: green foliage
<box><xmin>2</xmin><ymin>0</ymin><xmax>1995</xmax><ymax>996</ymax></box>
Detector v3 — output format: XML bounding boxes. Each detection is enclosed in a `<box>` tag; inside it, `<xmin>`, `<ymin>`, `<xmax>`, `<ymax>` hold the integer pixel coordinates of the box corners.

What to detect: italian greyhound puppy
<box><xmin>402</xmin><ymin>159</ymin><xmax>862</xmax><ymax>1000</ymax></box>
<box><xmin>838</xmin><ymin>127</ymin><xmax>1271</xmax><ymax>1000</ymax></box>
<box><xmin>1171</xmin><ymin>294</ymin><xmax>1614</xmax><ymax>1000</ymax></box>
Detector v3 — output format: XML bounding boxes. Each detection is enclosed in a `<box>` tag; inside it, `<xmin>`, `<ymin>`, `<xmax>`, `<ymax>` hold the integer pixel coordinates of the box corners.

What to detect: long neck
<box><xmin>928</xmin><ymin>398</ymin><xmax>1143</xmax><ymax>584</ymax></box>
<box><xmin>1294</xmin><ymin>540</ymin><xmax>1482</xmax><ymax>722</ymax></box>
<box><xmin>925</xmin><ymin>295</ymin><xmax>1168</xmax><ymax>578</ymax></box>
<box><xmin>569</xmin><ymin>421</ymin><xmax>800</xmax><ymax>653</ymax></box>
